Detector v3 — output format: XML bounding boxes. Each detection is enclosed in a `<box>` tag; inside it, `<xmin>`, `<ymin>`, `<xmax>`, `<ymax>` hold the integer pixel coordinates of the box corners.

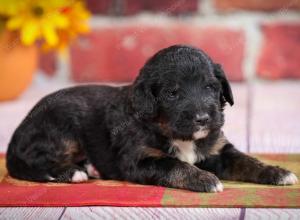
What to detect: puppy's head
<box><xmin>132</xmin><ymin>45</ymin><xmax>234</xmax><ymax>140</ymax></box>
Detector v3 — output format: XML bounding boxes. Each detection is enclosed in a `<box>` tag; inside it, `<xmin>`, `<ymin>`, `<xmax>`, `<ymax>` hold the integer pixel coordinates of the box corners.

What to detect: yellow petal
<box><xmin>0</xmin><ymin>0</ymin><xmax>25</xmax><ymax>16</ymax></box>
<box><xmin>42</xmin><ymin>24</ymin><xmax>58</xmax><ymax>46</ymax></box>
<box><xmin>49</xmin><ymin>13</ymin><xmax>69</xmax><ymax>28</ymax></box>
<box><xmin>41</xmin><ymin>0</ymin><xmax>70</xmax><ymax>9</ymax></box>
<box><xmin>20</xmin><ymin>19</ymin><xmax>39</xmax><ymax>45</ymax></box>
<box><xmin>6</xmin><ymin>16</ymin><xmax>23</xmax><ymax>30</ymax></box>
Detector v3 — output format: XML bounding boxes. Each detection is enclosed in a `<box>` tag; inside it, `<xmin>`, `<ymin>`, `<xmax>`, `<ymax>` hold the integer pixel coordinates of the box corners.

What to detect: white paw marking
<box><xmin>211</xmin><ymin>182</ymin><xmax>224</xmax><ymax>193</ymax></box>
<box><xmin>278</xmin><ymin>173</ymin><xmax>298</xmax><ymax>185</ymax></box>
<box><xmin>71</xmin><ymin>170</ymin><xmax>88</xmax><ymax>183</ymax></box>
<box><xmin>47</xmin><ymin>176</ymin><xmax>56</xmax><ymax>181</ymax></box>
<box><xmin>85</xmin><ymin>163</ymin><xmax>100</xmax><ymax>178</ymax></box>
<box><xmin>211</xmin><ymin>182</ymin><xmax>224</xmax><ymax>192</ymax></box>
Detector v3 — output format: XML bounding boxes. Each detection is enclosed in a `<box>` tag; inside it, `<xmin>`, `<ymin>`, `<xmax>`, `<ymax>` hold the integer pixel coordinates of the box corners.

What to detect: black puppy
<box><xmin>6</xmin><ymin>45</ymin><xmax>298</xmax><ymax>192</ymax></box>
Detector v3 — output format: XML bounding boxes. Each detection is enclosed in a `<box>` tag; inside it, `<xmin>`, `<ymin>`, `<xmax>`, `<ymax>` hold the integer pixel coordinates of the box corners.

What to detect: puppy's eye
<box><xmin>167</xmin><ymin>89</ymin><xmax>178</xmax><ymax>99</ymax></box>
<box><xmin>205</xmin><ymin>85</ymin><xmax>213</xmax><ymax>90</ymax></box>
<box><xmin>204</xmin><ymin>85</ymin><xmax>218</xmax><ymax>95</ymax></box>
<box><xmin>205</xmin><ymin>84</ymin><xmax>217</xmax><ymax>91</ymax></box>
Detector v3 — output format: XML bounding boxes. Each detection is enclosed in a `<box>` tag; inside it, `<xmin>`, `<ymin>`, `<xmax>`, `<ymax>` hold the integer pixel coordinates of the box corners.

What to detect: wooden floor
<box><xmin>1</xmin><ymin>207</ymin><xmax>300</xmax><ymax>219</ymax></box>
<box><xmin>0</xmin><ymin>81</ymin><xmax>300</xmax><ymax>219</ymax></box>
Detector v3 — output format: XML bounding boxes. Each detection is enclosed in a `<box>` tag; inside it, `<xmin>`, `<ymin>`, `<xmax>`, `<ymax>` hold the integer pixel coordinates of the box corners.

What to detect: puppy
<box><xmin>6</xmin><ymin>45</ymin><xmax>298</xmax><ymax>192</ymax></box>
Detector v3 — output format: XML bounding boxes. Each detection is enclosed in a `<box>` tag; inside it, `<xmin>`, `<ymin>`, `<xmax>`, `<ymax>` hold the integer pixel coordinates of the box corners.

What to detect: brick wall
<box><xmin>39</xmin><ymin>0</ymin><xmax>300</xmax><ymax>82</ymax></box>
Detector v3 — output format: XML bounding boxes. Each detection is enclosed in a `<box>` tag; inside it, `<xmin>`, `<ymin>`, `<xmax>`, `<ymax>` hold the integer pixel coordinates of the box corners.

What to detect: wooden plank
<box><xmin>250</xmin><ymin>82</ymin><xmax>300</xmax><ymax>153</ymax></box>
<box><xmin>61</xmin><ymin>207</ymin><xmax>241</xmax><ymax>220</ymax></box>
<box><xmin>245</xmin><ymin>208</ymin><xmax>300</xmax><ymax>220</ymax></box>
<box><xmin>223</xmin><ymin>83</ymin><xmax>248</xmax><ymax>152</ymax></box>
<box><xmin>0</xmin><ymin>207</ymin><xmax>64</xmax><ymax>220</ymax></box>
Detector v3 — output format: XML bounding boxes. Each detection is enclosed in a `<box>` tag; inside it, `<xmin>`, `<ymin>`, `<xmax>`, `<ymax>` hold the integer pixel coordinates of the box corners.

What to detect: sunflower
<box><xmin>0</xmin><ymin>0</ymin><xmax>90</xmax><ymax>48</ymax></box>
<box><xmin>50</xmin><ymin>1</ymin><xmax>90</xmax><ymax>50</ymax></box>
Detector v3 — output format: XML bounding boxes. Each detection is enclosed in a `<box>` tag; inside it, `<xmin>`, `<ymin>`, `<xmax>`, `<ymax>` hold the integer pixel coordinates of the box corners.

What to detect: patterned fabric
<box><xmin>0</xmin><ymin>154</ymin><xmax>299</xmax><ymax>207</ymax></box>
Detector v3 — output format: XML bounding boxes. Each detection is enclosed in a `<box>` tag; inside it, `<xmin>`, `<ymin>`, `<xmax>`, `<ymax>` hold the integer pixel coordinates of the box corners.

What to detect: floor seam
<box><xmin>58</xmin><ymin>207</ymin><xmax>66</xmax><ymax>220</ymax></box>
<box><xmin>239</xmin><ymin>208</ymin><xmax>246</xmax><ymax>220</ymax></box>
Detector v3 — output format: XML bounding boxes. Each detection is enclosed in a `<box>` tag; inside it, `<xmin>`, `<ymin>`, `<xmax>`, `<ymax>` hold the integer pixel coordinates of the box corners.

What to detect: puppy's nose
<box><xmin>195</xmin><ymin>114</ymin><xmax>210</xmax><ymax>126</ymax></box>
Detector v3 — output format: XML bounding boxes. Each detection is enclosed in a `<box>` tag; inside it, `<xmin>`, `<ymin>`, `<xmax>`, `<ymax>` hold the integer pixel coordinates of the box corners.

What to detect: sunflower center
<box><xmin>32</xmin><ymin>6</ymin><xmax>44</xmax><ymax>17</ymax></box>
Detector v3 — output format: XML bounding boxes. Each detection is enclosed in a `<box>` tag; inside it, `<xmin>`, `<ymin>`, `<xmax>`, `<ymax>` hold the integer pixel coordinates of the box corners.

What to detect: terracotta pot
<box><xmin>0</xmin><ymin>31</ymin><xmax>38</xmax><ymax>101</ymax></box>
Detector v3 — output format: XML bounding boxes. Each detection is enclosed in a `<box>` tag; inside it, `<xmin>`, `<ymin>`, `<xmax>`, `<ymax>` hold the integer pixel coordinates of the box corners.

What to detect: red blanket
<box><xmin>0</xmin><ymin>154</ymin><xmax>299</xmax><ymax>207</ymax></box>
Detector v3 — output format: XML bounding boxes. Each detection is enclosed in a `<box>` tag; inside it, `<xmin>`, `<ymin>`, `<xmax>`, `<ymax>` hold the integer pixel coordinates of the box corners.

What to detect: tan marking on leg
<box><xmin>63</xmin><ymin>139</ymin><xmax>86</xmax><ymax>164</ymax></box>
<box><xmin>209</xmin><ymin>132</ymin><xmax>229</xmax><ymax>155</ymax></box>
<box><xmin>140</xmin><ymin>146</ymin><xmax>165</xmax><ymax>158</ymax></box>
<box><xmin>63</xmin><ymin>140</ymin><xmax>80</xmax><ymax>155</ymax></box>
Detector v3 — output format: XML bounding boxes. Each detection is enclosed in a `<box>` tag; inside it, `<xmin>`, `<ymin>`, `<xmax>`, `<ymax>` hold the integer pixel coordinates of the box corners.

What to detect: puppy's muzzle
<box><xmin>194</xmin><ymin>113</ymin><xmax>210</xmax><ymax>126</ymax></box>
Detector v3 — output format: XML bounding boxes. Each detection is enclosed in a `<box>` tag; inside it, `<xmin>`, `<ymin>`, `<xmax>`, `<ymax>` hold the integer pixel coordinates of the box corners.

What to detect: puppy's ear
<box><xmin>213</xmin><ymin>63</ymin><xmax>234</xmax><ymax>106</ymax></box>
<box><xmin>132</xmin><ymin>79</ymin><xmax>157</xmax><ymax>119</ymax></box>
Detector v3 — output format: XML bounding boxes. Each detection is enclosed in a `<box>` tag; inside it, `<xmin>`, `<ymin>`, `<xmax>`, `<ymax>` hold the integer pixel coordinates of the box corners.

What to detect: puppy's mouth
<box><xmin>169</xmin><ymin>125</ymin><xmax>210</xmax><ymax>141</ymax></box>
<box><xmin>158</xmin><ymin>119</ymin><xmax>210</xmax><ymax>140</ymax></box>
<box><xmin>193</xmin><ymin>126</ymin><xmax>209</xmax><ymax>140</ymax></box>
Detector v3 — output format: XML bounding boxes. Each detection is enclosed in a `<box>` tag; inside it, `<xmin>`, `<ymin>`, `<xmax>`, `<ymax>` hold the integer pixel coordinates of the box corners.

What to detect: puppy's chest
<box><xmin>170</xmin><ymin>140</ymin><xmax>205</xmax><ymax>165</ymax></box>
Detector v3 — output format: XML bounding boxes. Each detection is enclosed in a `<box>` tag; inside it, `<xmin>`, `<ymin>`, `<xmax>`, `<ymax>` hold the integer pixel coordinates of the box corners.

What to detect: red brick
<box><xmin>39</xmin><ymin>51</ymin><xmax>57</xmax><ymax>76</ymax></box>
<box><xmin>122</xmin><ymin>0</ymin><xmax>144</xmax><ymax>15</ymax></box>
<box><xmin>70</xmin><ymin>25</ymin><xmax>245</xmax><ymax>82</ymax></box>
<box><xmin>123</xmin><ymin>0</ymin><xmax>198</xmax><ymax>15</ymax></box>
<box><xmin>214</xmin><ymin>0</ymin><xmax>300</xmax><ymax>11</ymax></box>
<box><xmin>86</xmin><ymin>0</ymin><xmax>116</xmax><ymax>14</ymax></box>
<box><xmin>257</xmin><ymin>23</ymin><xmax>300</xmax><ymax>79</ymax></box>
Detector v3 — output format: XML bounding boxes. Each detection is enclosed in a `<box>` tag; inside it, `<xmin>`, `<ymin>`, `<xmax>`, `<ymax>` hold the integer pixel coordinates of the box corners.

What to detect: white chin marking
<box><xmin>278</xmin><ymin>173</ymin><xmax>298</xmax><ymax>185</ymax></box>
<box><xmin>211</xmin><ymin>182</ymin><xmax>224</xmax><ymax>193</ymax></box>
<box><xmin>71</xmin><ymin>170</ymin><xmax>89</xmax><ymax>183</ymax></box>
<box><xmin>193</xmin><ymin>129</ymin><xmax>209</xmax><ymax>140</ymax></box>
<box><xmin>85</xmin><ymin>163</ymin><xmax>100</xmax><ymax>178</ymax></box>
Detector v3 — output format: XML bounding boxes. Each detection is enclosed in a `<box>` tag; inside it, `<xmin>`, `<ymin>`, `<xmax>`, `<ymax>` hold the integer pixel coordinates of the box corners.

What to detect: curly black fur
<box><xmin>6</xmin><ymin>45</ymin><xmax>297</xmax><ymax>192</ymax></box>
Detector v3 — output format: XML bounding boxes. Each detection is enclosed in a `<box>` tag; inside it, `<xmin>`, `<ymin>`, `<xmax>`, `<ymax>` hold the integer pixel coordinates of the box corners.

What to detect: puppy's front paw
<box><xmin>278</xmin><ymin>172</ymin><xmax>298</xmax><ymax>185</ymax></box>
<box><xmin>258</xmin><ymin>166</ymin><xmax>298</xmax><ymax>185</ymax></box>
<box><xmin>210</xmin><ymin>181</ymin><xmax>224</xmax><ymax>193</ymax></box>
<box><xmin>191</xmin><ymin>172</ymin><xmax>223</xmax><ymax>193</ymax></box>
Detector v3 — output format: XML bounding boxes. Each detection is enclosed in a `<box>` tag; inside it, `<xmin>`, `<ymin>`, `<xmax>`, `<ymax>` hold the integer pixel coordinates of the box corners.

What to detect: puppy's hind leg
<box><xmin>6</xmin><ymin>153</ymin><xmax>89</xmax><ymax>183</ymax></box>
<box><xmin>6</xmin><ymin>153</ymin><xmax>52</xmax><ymax>182</ymax></box>
<box><xmin>7</xmin><ymin>134</ymin><xmax>90</xmax><ymax>183</ymax></box>
<box><xmin>47</xmin><ymin>142</ymin><xmax>90</xmax><ymax>183</ymax></box>
<box><xmin>84</xmin><ymin>161</ymin><xmax>101</xmax><ymax>179</ymax></box>
<box><xmin>48</xmin><ymin>165</ymin><xmax>89</xmax><ymax>183</ymax></box>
